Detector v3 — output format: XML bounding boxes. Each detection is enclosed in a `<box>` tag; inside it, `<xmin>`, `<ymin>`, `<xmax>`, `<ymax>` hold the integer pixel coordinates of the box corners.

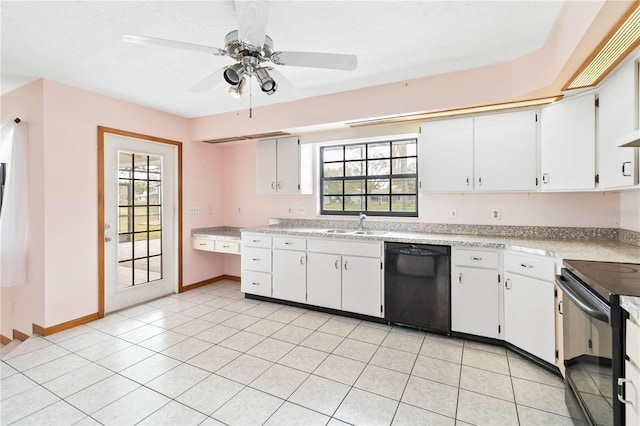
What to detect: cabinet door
<box><xmin>474</xmin><ymin>110</ymin><xmax>538</xmax><ymax>191</ymax></box>
<box><xmin>419</xmin><ymin>118</ymin><xmax>474</xmax><ymax>192</ymax></box>
<box><xmin>598</xmin><ymin>60</ymin><xmax>639</xmax><ymax>189</ymax></box>
<box><xmin>275</xmin><ymin>136</ymin><xmax>300</xmax><ymax>194</ymax></box>
<box><xmin>307</xmin><ymin>252</ymin><xmax>342</xmax><ymax>310</ymax></box>
<box><xmin>256</xmin><ymin>138</ymin><xmax>278</xmax><ymax>194</ymax></box>
<box><xmin>342</xmin><ymin>256</ymin><xmax>382</xmax><ymax>317</ymax></box>
<box><xmin>541</xmin><ymin>94</ymin><xmax>596</xmax><ymax>191</ymax></box>
<box><xmin>504</xmin><ymin>272</ymin><xmax>555</xmax><ymax>363</ymax></box>
<box><xmin>272</xmin><ymin>249</ymin><xmax>306</xmax><ymax>303</ymax></box>
<box><xmin>451</xmin><ymin>266</ymin><xmax>500</xmax><ymax>339</ymax></box>
<box><xmin>554</xmin><ymin>285</ymin><xmax>565</xmax><ymax>377</ymax></box>
<box><xmin>624</xmin><ymin>360</ymin><xmax>640</xmax><ymax>426</ymax></box>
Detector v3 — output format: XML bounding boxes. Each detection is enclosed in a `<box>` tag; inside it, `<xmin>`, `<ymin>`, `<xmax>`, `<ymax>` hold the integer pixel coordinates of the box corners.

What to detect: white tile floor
<box><xmin>0</xmin><ymin>280</ymin><xmax>583</xmax><ymax>426</ymax></box>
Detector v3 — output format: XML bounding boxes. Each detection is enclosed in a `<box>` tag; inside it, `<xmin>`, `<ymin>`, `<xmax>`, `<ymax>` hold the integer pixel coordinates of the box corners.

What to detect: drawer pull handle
<box><xmin>285</xmin><ymin>242</ymin><xmax>293</xmax><ymax>245</ymax></box>
<box><xmin>617</xmin><ymin>378</ymin><xmax>633</xmax><ymax>404</ymax></box>
<box><xmin>199</xmin><ymin>243</ymin><xmax>207</xmax><ymax>246</ymax></box>
<box><xmin>458</xmin><ymin>273</ymin><xmax>462</xmax><ymax>283</ymax></box>
<box><xmin>252</xmin><ymin>239</ymin><xmax>260</xmax><ymax>243</ymax></box>
<box><xmin>470</xmin><ymin>257</ymin><xmax>482</xmax><ymax>261</ymax></box>
<box><xmin>252</xmin><ymin>258</ymin><xmax>260</xmax><ymax>261</ymax></box>
<box><xmin>622</xmin><ymin>161</ymin><xmax>632</xmax><ymax>177</ymax></box>
<box><xmin>300</xmin><ymin>256</ymin><xmax>304</xmax><ymax>265</ymax></box>
<box><xmin>558</xmin><ymin>300</ymin><xmax>563</xmax><ymax>315</ymax></box>
<box><xmin>344</xmin><ymin>261</ymin><xmax>349</xmax><ymax>271</ymax></box>
<box><xmin>334</xmin><ymin>260</ymin><xmax>339</xmax><ymax>269</ymax></box>
<box><xmin>505</xmin><ymin>278</ymin><xmax>512</xmax><ymax>290</ymax></box>
<box><xmin>520</xmin><ymin>264</ymin><xmax>533</xmax><ymax>269</ymax></box>
<box><xmin>252</xmin><ymin>282</ymin><xmax>260</xmax><ymax>286</ymax></box>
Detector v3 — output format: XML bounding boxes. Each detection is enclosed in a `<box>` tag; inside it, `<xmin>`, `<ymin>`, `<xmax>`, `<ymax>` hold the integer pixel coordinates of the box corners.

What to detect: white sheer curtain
<box><xmin>0</xmin><ymin>120</ymin><xmax>29</xmax><ymax>287</ymax></box>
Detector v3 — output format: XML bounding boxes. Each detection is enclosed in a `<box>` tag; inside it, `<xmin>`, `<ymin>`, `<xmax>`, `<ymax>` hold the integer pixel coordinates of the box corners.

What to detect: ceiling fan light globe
<box><xmin>223</xmin><ymin>63</ymin><xmax>245</xmax><ymax>85</ymax></box>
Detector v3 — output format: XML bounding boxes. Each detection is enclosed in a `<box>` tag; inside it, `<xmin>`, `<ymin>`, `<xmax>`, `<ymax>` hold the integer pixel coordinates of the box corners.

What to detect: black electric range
<box><xmin>557</xmin><ymin>259</ymin><xmax>640</xmax><ymax>426</ymax></box>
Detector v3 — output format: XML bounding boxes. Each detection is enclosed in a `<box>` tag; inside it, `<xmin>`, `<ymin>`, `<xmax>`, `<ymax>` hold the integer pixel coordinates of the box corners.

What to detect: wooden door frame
<box><xmin>97</xmin><ymin>126</ymin><xmax>183</xmax><ymax>317</ymax></box>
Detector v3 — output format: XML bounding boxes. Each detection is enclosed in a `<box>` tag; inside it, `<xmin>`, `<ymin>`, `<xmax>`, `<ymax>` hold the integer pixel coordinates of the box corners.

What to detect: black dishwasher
<box><xmin>384</xmin><ymin>243</ymin><xmax>451</xmax><ymax>334</ymax></box>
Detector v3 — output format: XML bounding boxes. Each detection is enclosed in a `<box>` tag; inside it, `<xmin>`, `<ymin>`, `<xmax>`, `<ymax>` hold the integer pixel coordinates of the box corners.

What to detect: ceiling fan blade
<box><xmin>270</xmin><ymin>51</ymin><xmax>357</xmax><ymax>71</ymax></box>
<box><xmin>235</xmin><ymin>0</ymin><xmax>270</xmax><ymax>49</ymax></box>
<box><xmin>188</xmin><ymin>67</ymin><xmax>226</xmax><ymax>93</ymax></box>
<box><xmin>122</xmin><ymin>34</ymin><xmax>227</xmax><ymax>56</ymax></box>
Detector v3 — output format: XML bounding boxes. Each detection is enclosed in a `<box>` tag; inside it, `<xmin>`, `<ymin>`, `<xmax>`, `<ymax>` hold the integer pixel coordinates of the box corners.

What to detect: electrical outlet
<box><xmin>187</xmin><ymin>206</ymin><xmax>199</xmax><ymax>214</ymax></box>
<box><xmin>491</xmin><ymin>209</ymin><xmax>501</xmax><ymax>220</ymax></box>
<box><xmin>297</xmin><ymin>206</ymin><xmax>305</xmax><ymax>215</ymax></box>
<box><xmin>287</xmin><ymin>207</ymin><xmax>293</xmax><ymax>214</ymax></box>
<box><xmin>237</xmin><ymin>207</ymin><xmax>241</xmax><ymax>213</ymax></box>
<box><xmin>449</xmin><ymin>208</ymin><xmax>458</xmax><ymax>219</ymax></box>
<box><xmin>208</xmin><ymin>205</ymin><xmax>213</xmax><ymax>215</ymax></box>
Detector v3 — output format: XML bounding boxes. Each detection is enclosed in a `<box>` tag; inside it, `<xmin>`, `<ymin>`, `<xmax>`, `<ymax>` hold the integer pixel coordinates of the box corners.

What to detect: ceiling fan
<box><xmin>122</xmin><ymin>0</ymin><xmax>358</xmax><ymax>98</ymax></box>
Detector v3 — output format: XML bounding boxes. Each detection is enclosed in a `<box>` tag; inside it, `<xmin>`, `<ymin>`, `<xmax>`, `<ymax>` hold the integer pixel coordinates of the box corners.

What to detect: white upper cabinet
<box><xmin>256</xmin><ymin>136</ymin><xmax>313</xmax><ymax>194</ymax></box>
<box><xmin>598</xmin><ymin>59</ymin><xmax>639</xmax><ymax>189</ymax></box>
<box><xmin>474</xmin><ymin>109</ymin><xmax>538</xmax><ymax>191</ymax></box>
<box><xmin>540</xmin><ymin>93</ymin><xmax>596</xmax><ymax>191</ymax></box>
<box><xmin>420</xmin><ymin>117</ymin><xmax>474</xmax><ymax>192</ymax></box>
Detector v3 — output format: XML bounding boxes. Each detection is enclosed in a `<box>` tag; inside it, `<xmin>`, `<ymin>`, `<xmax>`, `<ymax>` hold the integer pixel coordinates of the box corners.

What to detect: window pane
<box><xmin>367</xmin><ymin>179</ymin><xmax>390</xmax><ymax>195</ymax></box>
<box><xmin>323</xmin><ymin>146</ymin><xmax>343</xmax><ymax>162</ymax></box>
<box><xmin>134</xmin><ymin>232</ymin><xmax>148</xmax><ymax>258</ymax></box>
<box><xmin>392</xmin><ymin>178</ymin><xmax>416</xmax><ymax>194</ymax></box>
<box><xmin>133</xmin><ymin>154</ymin><xmax>148</xmax><ymax>180</ymax></box>
<box><xmin>149</xmin><ymin>206</ymin><xmax>162</xmax><ymax>231</ymax></box>
<box><xmin>392</xmin><ymin>195</ymin><xmax>417</xmax><ymax>212</ymax></box>
<box><xmin>149</xmin><ymin>256</ymin><xmax>162</xmax><ymax>281</ymax></box>
<box><xmin>392</xmin><ymin>140</ymin><xmax>417</xmax><ymax>157</ymax></box>
<box><xmin>149</xmin><ymin>231</ymin><xmax>162</xmax><ymax>256</ymax></box>
<box><xmin>148</xmin><ymin>156</ymin><xmax>162</xmax><ymax>181</ymax></box>
<box><xmin>134</xmin><ymin>258</ymin><xmax>148</xmax><ymax>285</ymax></box>
<box><xmin>367</xmin><ymin>159</ymin><xmax>390</xmax><ymax>175</ymax></box>
<box><xmin>118</xmin><ymin>207</ymin><xmax>131</xmax><ymax>234</ymax></box>
<box><xmin>134</xmin><ymin>206</ymin><xmax>148</xmax><ymax>231</ymax></box>
<box><xmin>148</xmin><ymin>181</ymin><xmax>161</xmax><ymax>205</ymax></box>
<box><xmin>368</xmin><ymin>142</ymin><xmax>390</xmax><ymax>159</ymax></box>
<box><xmin>134</xmin><ymin>180</ymin><xmax>148</xmax><ymax>205</ymax></box>
<box><xmin>345</xmin><ymin>161</ymin><xmax>365</xmax><ymax>176</ymax></box>
<box><xmin>344</xmin><ymin>196</ymin><xmax>364</xmax><ymax>211</ymax></box>
<box><xmin>345</xmin><ymin>144</ymin><xmax>365</xmax><ymax>160</ymax></box>
<box><xmin>345</xmin><ymin>180</ymin><xmax>365</xmax><ymax>195</ymax></box>
<box><xmin>119</xmin><ymin>180</ymin><xmax>132</xmax><ymax>206</ymax></box>
<box><xmin>323</xmin><ymin>180</ymin><xmax>343</xmax><ymax>195</ymax></box>
<box><xmin>323</xmin><ymin>196</ymin><xmax>342</xmax><ymax>210</ymax></box>
<box><xmin>118</xmin><ymin>234</ymin><xmax>132</xmax><ymax>261</ymax></box>
<box><xmin>367</xmin><ymin>196</ymin><xmax>390</xmax><ymax>211</ymax></box>
<box><xmin>392</xmin><ymin>158</ymin><xmax>417</xmax><ymax>175</ymax></box>
<box><xmin>324</xmin><ymin>163</ymin><xmax>344</xmax><ymax>177</ymax></box>
<box><xmin>118</xmin><ymin>260</ymin><xmax>133</xmax><ymax>289</ymax></box>
<box><xmin>118</xmin><ymin>153</ymin><xmax>132</xmax><ymax>178</ymax></box>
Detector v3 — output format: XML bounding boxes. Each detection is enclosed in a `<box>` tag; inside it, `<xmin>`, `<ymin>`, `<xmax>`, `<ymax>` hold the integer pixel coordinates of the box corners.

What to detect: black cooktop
<box><xmin>564</xmin><ymin>259</ymin><xmax>640</xmax><ymax>300</ymax></box>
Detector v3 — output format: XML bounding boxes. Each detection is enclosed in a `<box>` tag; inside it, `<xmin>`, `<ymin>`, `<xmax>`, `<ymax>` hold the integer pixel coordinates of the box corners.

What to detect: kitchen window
<box><xmin>320</xmin><ymin>139</ymin><xmax>418</xmax><ymax>217</ymax></box>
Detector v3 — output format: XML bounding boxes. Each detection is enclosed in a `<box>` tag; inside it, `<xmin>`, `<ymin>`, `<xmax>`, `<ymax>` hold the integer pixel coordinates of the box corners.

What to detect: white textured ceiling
<box><xmin>1</xmin><ymin>1</ymin><xmax>565</xmax><ymax>118</ymax></box>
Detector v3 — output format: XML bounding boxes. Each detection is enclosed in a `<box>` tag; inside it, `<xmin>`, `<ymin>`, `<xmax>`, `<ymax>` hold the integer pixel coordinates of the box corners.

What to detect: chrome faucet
<box><xmin>358</xmin><ymin>212</ymin><xmax>367</xmax><ymax>230</ymax></box>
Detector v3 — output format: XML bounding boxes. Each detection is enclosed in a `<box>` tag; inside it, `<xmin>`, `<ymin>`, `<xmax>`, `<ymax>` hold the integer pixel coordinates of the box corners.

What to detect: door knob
<box><xmin>105</xmin><ymin>236</ymin><xmax>112</xmax><ymax>242</ymax></box>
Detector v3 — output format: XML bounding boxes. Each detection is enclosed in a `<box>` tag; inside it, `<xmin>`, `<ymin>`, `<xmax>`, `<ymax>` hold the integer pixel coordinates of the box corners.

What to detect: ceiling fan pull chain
<box><xmin>249</xmin><ymin>77</ymin><xmax>253</xmax><ymax>118</ymax></box>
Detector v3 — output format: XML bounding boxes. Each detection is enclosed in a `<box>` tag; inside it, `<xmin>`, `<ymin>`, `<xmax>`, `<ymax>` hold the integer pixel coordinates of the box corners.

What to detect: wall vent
<box><xmin>203</xmin><ymin>131</ymin><xmax>291</xmax><ymax>144</ymax></box>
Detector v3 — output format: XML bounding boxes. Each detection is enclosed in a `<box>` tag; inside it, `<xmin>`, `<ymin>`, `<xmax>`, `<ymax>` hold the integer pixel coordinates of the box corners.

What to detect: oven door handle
<box><xmin>555</xmin><ymin>275</ymin><xmax>609</xmax><ymax>323</ymax></box>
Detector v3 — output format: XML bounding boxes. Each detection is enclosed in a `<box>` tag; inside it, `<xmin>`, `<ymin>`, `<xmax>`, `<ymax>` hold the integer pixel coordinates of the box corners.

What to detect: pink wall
<box><xmin>1</xmin><ymin>80</ymin><xmax>46</xmax><ymax>339</ymax></box>
<box><xmin>620</xmin><ymin>190</ymin><xmax>640</xmax><ymax>232</ymax></box>
<box><xmin>1</xmin><ymin>80</ymin><xmax>227</xmax><ymax>333</ymax></box>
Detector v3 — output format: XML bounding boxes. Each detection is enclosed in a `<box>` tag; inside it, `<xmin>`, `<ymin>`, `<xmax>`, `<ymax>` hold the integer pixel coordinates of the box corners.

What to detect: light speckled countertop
<box><xmin>194</xmin><ymin>224</ymin><xmax>640</xmax><ymax>319</ymax></box>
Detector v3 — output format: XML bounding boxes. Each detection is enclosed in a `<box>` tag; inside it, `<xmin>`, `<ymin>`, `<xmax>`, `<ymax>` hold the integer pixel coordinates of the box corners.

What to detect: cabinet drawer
<box><xmin>193</xmin><ymin>238</ymin><xmax>215</xmax><ymax>251</ymax></box>
<box><xmin>307</xmin><ymin>239</ymin><xmax>381</xmax><ymax>257</ymax></box>
<box><xmin>453</xmin><ymin>248</ymin><xmax>499</xmax><ymax>269</ymax></box>
<box><xmin>215</xmin><ymin>240</ymin><xmax>240</xmax><ymax>254</ymax></box>
<box><xmin>504</xmin><ymin>252</ymin><xmax>554</xmax><ymax>281</ymax></box>
<box><xmin>273</xmin><ymin>236</ymin><xmax>306</xmax><ymax>251</ymax></box>
<box><xmin>241</xmin><ymin>271</ymin><xmax>271</xmax><ymax>297</ymax></box>
<box><xmin>241</xmin><ymin>247</ymin><xmax>272</xmax><ymax>272</ymax></box>
<box><xmin>628</xmin><ymin>316</ymin><xmax>640</xmax><ymax>364</ymax></box>
<box><xmin>243</xmin><ymin>234</ymin><xmax>272</xmax><ymax>249</ymax></box>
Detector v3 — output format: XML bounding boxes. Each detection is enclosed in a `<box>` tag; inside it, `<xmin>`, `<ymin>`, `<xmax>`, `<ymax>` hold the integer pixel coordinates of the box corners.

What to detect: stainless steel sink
<box><xmin>322</xmin><ymin>229</ymin><xmax>353</xmax><ymax>234</ymax></box>
<box><xmin>351</xmin><ymin>230</ymin><xmax>388</xmax><ymax>236</ymax></box>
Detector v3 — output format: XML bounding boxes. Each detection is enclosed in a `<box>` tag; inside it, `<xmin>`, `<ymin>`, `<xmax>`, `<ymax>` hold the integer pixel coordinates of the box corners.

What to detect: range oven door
<box><xmin>556</xmin><ymin>269</ymin><xmax>623</xmax><ymax>426</ymax></box>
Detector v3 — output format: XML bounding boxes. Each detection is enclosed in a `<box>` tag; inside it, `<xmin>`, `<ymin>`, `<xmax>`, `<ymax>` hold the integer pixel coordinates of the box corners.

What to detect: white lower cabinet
<box><xmin>342</xmin><ymin>255</ymin><xmax>382</xmax><ymax>318</ymax></box>
<box><xmin>451</xmin><ymin>248</ymin><xmax>502</xmax><ymax>339</ymax></box>
<box><xmin>504</xmin><ymin>252</ymin><xmax>556</xmax><ymax>364</ymax></box>
<box><xmin>622</xmin><ymin>316</ymin><xmax>640</xmax><ymax>425</ymax></box>
<box><xmin>272</xmin><ymin>249</ymin><xmax>306</xmax><ymax>303</ymax></box>
<box><xmin>307</xmin><ymin>252</ymin><xmax>341</xmax><ymax>310</ymax></box>
<box><xmin>241</xmin><ymin>234</ymin><xmax>273</xmax><ymax>297</ymax></box>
